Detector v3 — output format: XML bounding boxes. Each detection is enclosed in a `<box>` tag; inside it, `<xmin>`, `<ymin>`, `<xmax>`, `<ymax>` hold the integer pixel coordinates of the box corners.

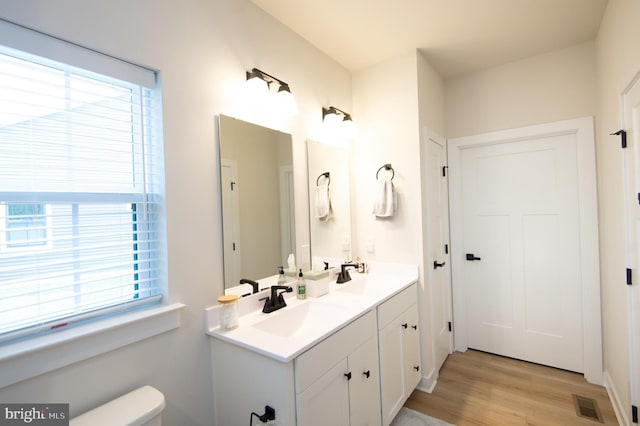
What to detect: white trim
<box><xmin>0</xmin><ymin>18</ymin><xmax>155</xmax><ymax>88</ymax></box>
<box><xmin>447</xmin><ymin>116</ymin><xmax>603</xmax><ymax>384</ymax></box>
<box><xmin>0</xmin><ymin>303</ymin><xmax>184</xmax><ymax>388</ymax></box>
<box><xmin>416</xmin><ymin>369</ymin><xmax>438</xmax><ymax>394</ymax></box>
<box><xmin>604</xmin><ymin>371</ymin><xmax>631</xmax><ymax>426</ymax></box>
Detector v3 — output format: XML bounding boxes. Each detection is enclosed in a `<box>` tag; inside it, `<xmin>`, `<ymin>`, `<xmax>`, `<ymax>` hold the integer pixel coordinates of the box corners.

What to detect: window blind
<box><xmin>0</xmin><ymin>35</ymin><xmax>166</xmax><ymax>342</ymax></box>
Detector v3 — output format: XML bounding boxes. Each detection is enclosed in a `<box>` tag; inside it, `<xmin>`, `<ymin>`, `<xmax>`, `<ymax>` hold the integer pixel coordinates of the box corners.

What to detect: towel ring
<box><xmin>316</xmin><ymin>172</ymin><xmax>330</xmax><ymax>186</ymax></box>
<box><xmin>376</xmin><ymin>164</ymin><xmax>394</xmax><ymax>181</ymax></box>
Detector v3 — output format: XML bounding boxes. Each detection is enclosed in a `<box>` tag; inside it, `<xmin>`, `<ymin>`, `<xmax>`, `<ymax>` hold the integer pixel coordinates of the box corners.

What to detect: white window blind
<box><xmin>0</xmin><ymin>28</ymin><xmax>166</xmax><ymax>343</ymax></box>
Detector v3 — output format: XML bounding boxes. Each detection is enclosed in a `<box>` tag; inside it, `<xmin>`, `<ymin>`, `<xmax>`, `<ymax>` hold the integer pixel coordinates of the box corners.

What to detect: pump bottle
<box><xmin>296</xmin><ymin>269</ymin><xmax>306</xmax><ymax>299</ymax></box>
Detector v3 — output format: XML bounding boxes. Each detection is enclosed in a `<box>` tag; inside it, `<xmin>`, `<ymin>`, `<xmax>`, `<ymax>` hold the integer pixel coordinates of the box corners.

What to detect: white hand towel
<box><xmin>372</xmin><ymin>179</ymin><xmax>396</xmax><ymax>218</ymax></box>
<box><xmin>315</xmin><ymin>183</ymin><xmax>331</xmax><ymax>221</ymax></box>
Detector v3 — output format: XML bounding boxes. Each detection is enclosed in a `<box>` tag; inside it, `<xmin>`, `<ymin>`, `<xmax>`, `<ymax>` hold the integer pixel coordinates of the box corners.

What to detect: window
<box><xmin>2</xmin><ymin>203</ymin><xmax>50</xmax><ymax>250</ymax></box>
<box><xmin>0</xmin><ymin>25</ymin><xmax>166</xmax><ymax>343</ymax></box>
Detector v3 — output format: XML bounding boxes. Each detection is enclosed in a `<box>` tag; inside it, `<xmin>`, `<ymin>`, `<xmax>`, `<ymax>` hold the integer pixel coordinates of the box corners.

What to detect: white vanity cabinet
<box><xmin>208</xmin><ymin>268</ymin><xmax>421</xmax><ymax>426</ymax></box>
<box><xmin>377</xmin><ymin>283</ymin><xmax>421</xmax><ymax>425</ymax></box>
<box><xmin>295</xmin><ymin>310</ymin><xmax>381</xmax><ymax>426</ymax></box>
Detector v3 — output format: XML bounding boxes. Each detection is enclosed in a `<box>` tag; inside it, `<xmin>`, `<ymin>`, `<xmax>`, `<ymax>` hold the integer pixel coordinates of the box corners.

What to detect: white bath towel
<box><xmin>372</xmin><ymin>179</ymin><xmax>396</xmax><ymax>218</ymax></box>
<box><xmin>315</xmin><ymin>183</ymin><xmax>331</xmax><ymax>220</ymax></box>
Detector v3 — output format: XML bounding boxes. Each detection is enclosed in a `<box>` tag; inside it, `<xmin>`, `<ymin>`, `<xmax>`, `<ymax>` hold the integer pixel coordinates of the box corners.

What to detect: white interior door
<box><xmin>449</xmin><ymin>117</ymin><xmax>602</xmax><ymax>382</ymax></box>
<box><xmin>622</xmin><ymin>73</ymin><xmax>640</xmax><ymax>417</ymax></box>
<box><xmin>221</xmin><ymin>159</ymin><xmax>240</xmax><ymax>289</ymax></box>
<box><xmin>424</xmin><ymin>129</ymin><xmax>453</xmax><ymax>373</ymax></box>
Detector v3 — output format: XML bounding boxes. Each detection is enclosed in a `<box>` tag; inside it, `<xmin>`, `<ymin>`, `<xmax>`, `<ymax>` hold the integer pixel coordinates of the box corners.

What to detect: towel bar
<box><xmin>376</xmin><ymin>164</ymin><xmax>394</xmax><ymax>181</ymax></box>
<box><xmin>316</xmin><ymin>172</ymin><xmax>330</xmax><ymax>186</ymax></box>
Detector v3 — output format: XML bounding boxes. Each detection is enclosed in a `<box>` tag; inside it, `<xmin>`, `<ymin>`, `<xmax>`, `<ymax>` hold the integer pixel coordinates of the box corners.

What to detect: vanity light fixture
<box><xmin>322</xmin><ymin>106</ymin><xmax>356</xmax><ymax>140</ymax></box>
<box><xmin>245</xmin><ymin>67</ymin><xmax>298</xmax><ymax>115</ymax></box>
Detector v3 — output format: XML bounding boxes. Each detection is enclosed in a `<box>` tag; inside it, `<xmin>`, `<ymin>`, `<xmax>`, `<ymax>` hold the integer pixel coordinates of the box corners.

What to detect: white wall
<box><xmin>0</xmin><ymin>1</ymin><xmax>351</xmax><ymax>424</ymax></box>
<box><xmin>445</xmin><ymin>41</ymin><xmax>597</xmax><ymax>138</ymax></box>
<box><xmin>351</xmin><ymin>52</ymin><xmax>422</xmax><ymax>263</ymax></box>
<box><xmin>596</xmin><ymin>0</ymin><xmax>640</xmax><ymax>421</ymax></box>
<box><xmin>351</xmin><ymin>50</ymin><xmax>446</xmax><ymax>388</ymax></box>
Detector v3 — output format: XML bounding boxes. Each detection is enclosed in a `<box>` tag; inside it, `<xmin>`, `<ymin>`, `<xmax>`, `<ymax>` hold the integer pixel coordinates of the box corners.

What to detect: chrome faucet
<box><xmin>336</xmin><ymin>263</ymin><xmax>359</xmax><ymax>284</ymax></box>
<box><xmin>261</xmin><ymin>285</ymin><xmax>293</xmax><ymax>313</ymax></box>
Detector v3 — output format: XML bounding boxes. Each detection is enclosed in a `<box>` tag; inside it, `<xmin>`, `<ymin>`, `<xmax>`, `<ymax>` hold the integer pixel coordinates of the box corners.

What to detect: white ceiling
<box><xmin>250</xmin><ymin>0</ymin><xmax>608</xmax><ymax>79</ymax></box>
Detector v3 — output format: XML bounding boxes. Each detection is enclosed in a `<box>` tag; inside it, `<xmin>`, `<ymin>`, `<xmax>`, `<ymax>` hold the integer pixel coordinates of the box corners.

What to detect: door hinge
<box><xmin>444</xmin><ymin>244</ymin><xmax>449</xmax><ymax>254</ymax></box>
<box><xmin>632</xmin><ymin>404</ymin><xmax>637</xmax><ymax>423</ymax></box>
<box><xmin>442</xmin><ymin>166</ymin><xmax>448</xmax><ymax>177</ymax></box>
<box><xmin>611</xmin><ymin>129</ymin><xmax>627</xmax><ymax>148</ymax></box>
<box><xmin>448</xmin><ymin>321</ymin><xmax>452</xmax><ymax>332</ymax></box>
<box><xmin>627</xmin><ymin>268</ymin><xmax>633</xmax><ymax>286</ymax></box>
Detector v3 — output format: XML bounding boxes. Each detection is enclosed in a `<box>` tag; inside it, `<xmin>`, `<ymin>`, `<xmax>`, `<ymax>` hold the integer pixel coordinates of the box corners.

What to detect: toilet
<box><xmin>70</xmin><ymin>385</ymin><xmax>165</xmax><ymax>426</ymax></box>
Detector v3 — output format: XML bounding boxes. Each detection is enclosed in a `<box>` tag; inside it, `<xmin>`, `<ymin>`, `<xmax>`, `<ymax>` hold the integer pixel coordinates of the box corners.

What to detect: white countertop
<box><xmin>205</xmin><ymin>262</ymin><xmax>418</xmax><ymax>362</ymax></box>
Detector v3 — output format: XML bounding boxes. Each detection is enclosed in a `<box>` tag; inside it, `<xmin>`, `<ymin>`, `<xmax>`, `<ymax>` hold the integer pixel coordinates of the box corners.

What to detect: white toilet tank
<box><xmin>70</xmin><ymin>385</ymin><xmax>165</xmax><ymax>426</ymax></box>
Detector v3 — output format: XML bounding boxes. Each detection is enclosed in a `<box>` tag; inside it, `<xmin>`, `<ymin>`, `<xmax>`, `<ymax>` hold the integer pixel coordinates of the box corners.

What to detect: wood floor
<box><xmin>405</xmin><ymin>350</ymin><xmax>619</xmax><ymax>425</ymax></box>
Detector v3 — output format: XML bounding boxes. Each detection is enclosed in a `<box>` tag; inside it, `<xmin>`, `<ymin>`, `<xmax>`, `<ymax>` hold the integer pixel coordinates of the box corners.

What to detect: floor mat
<box><xmin>391</xmin><ymin>407</ymin><xmax>455</xmax><ymax>426</ymax></box>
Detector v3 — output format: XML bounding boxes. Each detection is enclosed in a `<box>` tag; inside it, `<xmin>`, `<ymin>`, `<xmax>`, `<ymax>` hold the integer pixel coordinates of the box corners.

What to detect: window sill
<box><xmin>0</xmin><ymin>303</ymin><xmax>185</xmax><ymax>388</ymax></box>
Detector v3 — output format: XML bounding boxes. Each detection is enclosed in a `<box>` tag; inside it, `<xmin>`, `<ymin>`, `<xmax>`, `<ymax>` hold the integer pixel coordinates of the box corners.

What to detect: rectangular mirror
<box><xmin>306</xmin><ymin>139</ymin><xmax>351</xmax><ymax>263</ymax></box>
<box><xmin>218</xmin><ymin>115</ymin><xmax>295</xmax><ymax>293</ymax></box>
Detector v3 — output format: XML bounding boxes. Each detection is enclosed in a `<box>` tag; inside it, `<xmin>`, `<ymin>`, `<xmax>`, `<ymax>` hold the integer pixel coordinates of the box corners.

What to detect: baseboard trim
<box><xmin>416</xmin><ymin>368</ymin><xmax>438</xmax><ymax>394</ymax></box>
<box><xmin>604</xmin><ymin>371</ymin><xmax>630</xmax><ymax>426</ymax></box>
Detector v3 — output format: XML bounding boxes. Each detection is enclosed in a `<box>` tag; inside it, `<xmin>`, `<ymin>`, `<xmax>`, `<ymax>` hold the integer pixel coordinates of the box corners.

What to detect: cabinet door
<box><xmin>403</xmin><ymin>304</ymin><xmax>422</xmax><ymax>394</ymax></box>
<box><xmin>348</xmin><ymin>337</ymin><xmax>382</xmax><ymax>426</ymax></box>
<box><xmin>297</xmin><ymin>359</ymin><xmax>350</xmax><ymax>426</ymax></box>
<box><xmin>378</xmin><ymin>315</ymin><xmax>405</xmax><ymax>425</ymax></box>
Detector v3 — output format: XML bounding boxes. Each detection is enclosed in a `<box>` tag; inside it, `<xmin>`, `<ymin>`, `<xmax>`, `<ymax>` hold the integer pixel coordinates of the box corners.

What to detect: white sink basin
<box><xmin>252</xmin><ymin>301</ymin><xmax>344</xmax><ymax>338</ymax></box>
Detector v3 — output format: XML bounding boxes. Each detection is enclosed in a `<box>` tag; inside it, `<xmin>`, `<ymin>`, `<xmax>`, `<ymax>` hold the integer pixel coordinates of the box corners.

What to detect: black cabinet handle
<box><xmin>413</xmin><ymin>365</ymin><xmax>420</xmax><ymax>372</ymax></box>
<box><xmin>411</xmin><ymin>324</ymin><xmax>418</xmax><ymax>330</ymax></box>
<box><xmin>466</xmin><ymin>253</ymin><xmax>481</xmax><ymax>261</ymax></box>
<box><xmin>433</xmin><ymin>260</ymin><xmax>446</xmax><ymax>269</ymax></box>
<box><xmin>344</xmin><ymin>372</ymin><xmax>352</xmax><ymax>380</ymax></box>
<box><xmin>363</xmin><ymin>370</ymin><xmax>371</xmax><ymax>379</ymax></box>
<box><xmin>402</xmin><ymin>323</ymin><xmax>408</xmax><ymax>329</ymax></box>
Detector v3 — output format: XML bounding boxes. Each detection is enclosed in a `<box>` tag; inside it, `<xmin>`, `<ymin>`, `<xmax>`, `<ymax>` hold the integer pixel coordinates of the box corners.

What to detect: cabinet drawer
<box><xmin>377</xmin><ymin>283</ymin><xmax>417</xmax><ymax>330</ymax></box>
<box><xmin>295</xmin><ymin>310</ymin><xmax>376</xmax><ymax>393</ymax></box>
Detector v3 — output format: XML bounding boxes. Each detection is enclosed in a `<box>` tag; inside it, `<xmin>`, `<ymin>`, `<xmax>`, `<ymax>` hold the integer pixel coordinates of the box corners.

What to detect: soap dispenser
<box><xmin>296</xmin><ymin>269</ymin><xmax>306</xmax><ymax>300</ymax></box>
<box><xmin>277</xmin><ymin>266</ymin><xmax>286</xmax><ymax>285</ymax></box>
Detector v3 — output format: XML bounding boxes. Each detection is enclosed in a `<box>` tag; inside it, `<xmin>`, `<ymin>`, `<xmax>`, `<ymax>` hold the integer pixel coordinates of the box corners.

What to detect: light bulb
<box><xmin>276</xmin><ymin>85</ymin><xmax>298</xmax><ymax>116</ymax></box>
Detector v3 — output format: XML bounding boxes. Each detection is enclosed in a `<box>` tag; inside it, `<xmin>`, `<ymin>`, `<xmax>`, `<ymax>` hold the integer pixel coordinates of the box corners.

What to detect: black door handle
<box><xmin>466</xmin><ymin>253</ymin><xmax>481</xmax><ymax>261</ymax></box>
<box><xmin>363</xmin><ymin>370</ymin><xmax>371</xmax><ymax>379</ymax></box>
<box><xmin>433</xmin><ymin>260</ymin><xmax>446</xmax><ymax>269</ymax></box>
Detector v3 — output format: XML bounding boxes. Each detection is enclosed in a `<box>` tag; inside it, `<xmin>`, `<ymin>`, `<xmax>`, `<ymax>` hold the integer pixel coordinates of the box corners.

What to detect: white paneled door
<box><xmin>622</xmin><ymin>72</ymin><xmax>640</xmax><ymax>420</ymax></box>
<box><xmin>424</xmin><ymin>130</ymin><xmax>453</xmax><ymax>373</ymax></box>
<box><xmin>448</xmin><ymin>118</ymin><xmax>602</xmax><ymax>381</ymax></box>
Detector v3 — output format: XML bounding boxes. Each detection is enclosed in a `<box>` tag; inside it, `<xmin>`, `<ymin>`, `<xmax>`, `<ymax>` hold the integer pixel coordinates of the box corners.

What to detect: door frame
<box><xmin>448</xmin><ymin>116</ymin><xmax>602</xmax><ymax>385</ymax></box>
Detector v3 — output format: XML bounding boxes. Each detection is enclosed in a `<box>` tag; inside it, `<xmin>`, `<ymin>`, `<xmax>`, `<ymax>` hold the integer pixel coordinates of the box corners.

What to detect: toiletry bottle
<box><xmin>296</xmin><ymin>269</ymin><xmax>306</xmax><ymax>300</ymax></box>
<box><xmin>277</xmin><ymin>266</ymin><xmax>286</xmax><ymax>285</ymax></box>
